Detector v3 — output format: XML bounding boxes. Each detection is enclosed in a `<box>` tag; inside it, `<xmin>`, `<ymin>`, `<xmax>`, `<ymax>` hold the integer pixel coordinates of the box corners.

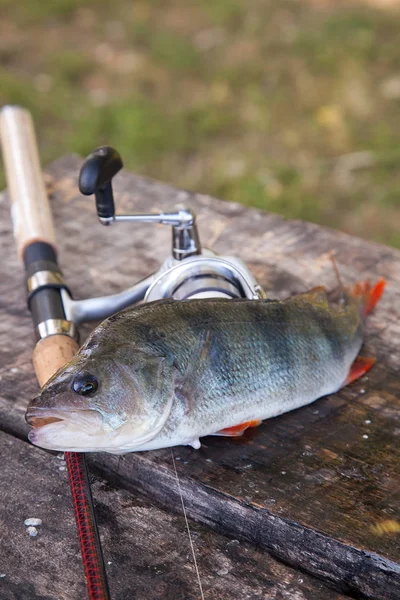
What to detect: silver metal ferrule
<box><xmin>36</xmin><ymin>319</ymin><xmax>78</xmax><ymax>341</ymax></box>
<box><xmin>27</xmin><ymin>270</ymin><xmax>65</xmax><ymax>293</ymax></box>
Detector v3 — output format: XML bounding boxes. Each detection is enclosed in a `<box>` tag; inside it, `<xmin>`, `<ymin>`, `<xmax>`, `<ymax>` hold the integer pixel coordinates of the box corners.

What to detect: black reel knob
<box><xmin>79</xmin><ymin>146</ymin><xmax>123</xmax><ymax>222</ymax></box>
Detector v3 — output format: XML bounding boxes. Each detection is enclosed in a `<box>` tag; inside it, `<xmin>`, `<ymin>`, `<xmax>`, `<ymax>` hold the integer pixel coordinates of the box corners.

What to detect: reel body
<box><xmin>62</xmin><ymin>146</ymin><xmax>265</xmax><ymax>325</ymax></box>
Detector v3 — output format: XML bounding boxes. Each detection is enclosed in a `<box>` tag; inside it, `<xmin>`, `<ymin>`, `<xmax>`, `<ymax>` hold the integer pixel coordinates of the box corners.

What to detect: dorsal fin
<box><xmin>296</xmin><ymin>286</ymin><xmax>329</xmax><ymax>305</ymax></box>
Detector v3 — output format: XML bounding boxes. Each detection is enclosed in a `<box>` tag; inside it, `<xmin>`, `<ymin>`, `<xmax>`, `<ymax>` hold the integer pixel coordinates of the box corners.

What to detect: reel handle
<box><xmin>79</xmin><ymin>145</ymin><xmax>201</xmax><ymax>260</ymax></box>
<box><xmin>79</xmin><ymin>146</ymin><xmax>123</xmax><ymax>223</ymax></box>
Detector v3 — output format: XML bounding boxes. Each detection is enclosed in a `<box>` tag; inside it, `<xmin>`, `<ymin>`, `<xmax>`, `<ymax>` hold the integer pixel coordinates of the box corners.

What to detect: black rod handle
<box><xmin>79</xmin><ymin>147</ymin><xmax>123</xmax><ymax>221</ymax></box>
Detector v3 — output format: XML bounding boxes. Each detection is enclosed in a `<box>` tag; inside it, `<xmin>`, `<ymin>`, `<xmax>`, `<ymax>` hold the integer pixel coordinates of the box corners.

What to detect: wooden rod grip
<box><xmin>33</xmin><ymin>335</ymin><xmax>79</xmax><ymax>387</ymax></box>
<box><xmin>0</xmin><ymin>105</ymin><xmax>56</xmax><ymax>259</ymax></box>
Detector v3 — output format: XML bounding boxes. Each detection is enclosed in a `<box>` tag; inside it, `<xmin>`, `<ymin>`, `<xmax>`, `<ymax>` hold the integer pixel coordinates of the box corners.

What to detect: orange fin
<box><xmin>215</xmin><ymin>420</ymin><xmax>262</xmax><ymax>437</ymax></box>
<box><xmin>351</xmin><ymin>278</ymin><xmax>386</xmax><ymax>317</ymax></box>
<box><xmin>345</xmin><ymin>356</ymin><xmax>375</xmax><ymax>386</ymax></box>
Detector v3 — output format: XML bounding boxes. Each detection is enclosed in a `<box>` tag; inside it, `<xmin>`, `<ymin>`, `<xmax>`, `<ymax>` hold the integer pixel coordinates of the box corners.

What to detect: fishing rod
<box><xmin>0</xmin><ymin>106</ymin><xmax>111</xmax><ymax>600</ymax></box>
<box><xmin>0</xmin><ymin>105</ymin><xmax>267</xmax><ymax>598</ymax></box>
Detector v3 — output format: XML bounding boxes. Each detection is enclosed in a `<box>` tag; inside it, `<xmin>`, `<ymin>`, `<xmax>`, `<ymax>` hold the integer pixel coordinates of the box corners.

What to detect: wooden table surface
<box><xmin>1</xmin><ymin>155</ymin><xmax>399</xmax><ymax>600</ymax></box>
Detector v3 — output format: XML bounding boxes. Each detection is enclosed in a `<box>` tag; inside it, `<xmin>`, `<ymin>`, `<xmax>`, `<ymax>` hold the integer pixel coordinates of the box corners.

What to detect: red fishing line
<box><xmin>65</xmin><ymin>452</ymin><xmax>111</xmax><ymax>600</ymax></box>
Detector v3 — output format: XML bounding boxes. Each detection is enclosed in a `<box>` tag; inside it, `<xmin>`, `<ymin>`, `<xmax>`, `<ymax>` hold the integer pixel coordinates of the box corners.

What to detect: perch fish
<box><xmin>26</xmin><ymin>278</ymin><xmax>385</xmax><ymax>453</ymax></box>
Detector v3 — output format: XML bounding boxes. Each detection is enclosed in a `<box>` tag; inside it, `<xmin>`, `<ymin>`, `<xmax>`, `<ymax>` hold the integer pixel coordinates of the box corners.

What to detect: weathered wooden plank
<box><xmin>1</xmin><ymin>155</ymin><xmax>399</xmax><ymax>598</ymax></box>
<box><xmin>0</xmin><ymin>431</ymin><xmax>348</xmax><ymax>600</ymax></box>
<box><xmin>92</xmin><ymin>447</ymin><xmax>400</xmax><ymax>600</ymax></box>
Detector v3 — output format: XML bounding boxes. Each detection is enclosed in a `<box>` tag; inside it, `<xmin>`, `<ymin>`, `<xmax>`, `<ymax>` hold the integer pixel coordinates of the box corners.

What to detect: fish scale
<box><xmin>26</xmin><ymin>280</ymin><xmax>385</xmax><ymax>454</ymax></box>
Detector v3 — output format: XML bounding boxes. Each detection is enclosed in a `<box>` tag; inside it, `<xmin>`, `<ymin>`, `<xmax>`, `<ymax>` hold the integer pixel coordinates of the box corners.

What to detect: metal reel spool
<box><xmin>145</xmin><ymin>256</ymin><xmax>264</xmax><ymax>302</ymax></box>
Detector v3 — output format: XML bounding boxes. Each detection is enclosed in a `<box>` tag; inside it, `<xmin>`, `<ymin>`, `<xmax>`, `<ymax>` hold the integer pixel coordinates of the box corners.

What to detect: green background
<box><xmin>1</xmin><ymin>0</ymin><xmax>400</xmax><ymax>247</ymax></box>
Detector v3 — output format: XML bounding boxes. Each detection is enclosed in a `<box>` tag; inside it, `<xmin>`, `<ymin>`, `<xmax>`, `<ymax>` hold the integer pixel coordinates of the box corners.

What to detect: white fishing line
<box><xmin>171</xmin><ymin>449</ymin><xmax>205</xmax><ymax>600</ymax></box>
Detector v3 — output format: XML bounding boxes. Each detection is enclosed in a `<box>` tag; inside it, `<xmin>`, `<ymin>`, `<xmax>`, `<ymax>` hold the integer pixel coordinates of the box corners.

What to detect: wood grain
<box><xmin>0</xmin><ymin>154</ymin><xmax>399</xmax><ymax>598</ymax></box>
<box><xmin>0</xmin><ymin>431</ymin><xmax>348</xmax><ymax>600</ymax></box>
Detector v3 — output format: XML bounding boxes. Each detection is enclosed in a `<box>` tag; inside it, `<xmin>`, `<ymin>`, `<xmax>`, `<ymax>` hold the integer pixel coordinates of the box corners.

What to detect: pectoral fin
<box><xmin>213</xmin><ymin>420</ymin><xmax>262</xmax><ymax>437</ymax></box>
<box><xmin>174</xmin><ymin>329</ymin><xmax>213</xmax><ymax>413</ymax></box>
<box><xmin>345</xmin><ymin>355</ymin><xmax>375</xmax><ymax>386</ymax></box>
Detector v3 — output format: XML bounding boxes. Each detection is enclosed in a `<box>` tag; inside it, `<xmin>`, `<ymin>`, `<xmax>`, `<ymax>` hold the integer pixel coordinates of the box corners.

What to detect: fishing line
<box><xmin>171</xmin><ymin>449</ymin><xmax>205</xmax><ymax>600</ymax></box>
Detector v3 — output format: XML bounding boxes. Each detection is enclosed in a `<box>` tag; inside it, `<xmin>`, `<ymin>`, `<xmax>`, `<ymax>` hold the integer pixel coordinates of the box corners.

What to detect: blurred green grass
<box><xmin>0</xmin><ymin>0</ymin><xmax>400</xmax><ymax>247</ymax></box>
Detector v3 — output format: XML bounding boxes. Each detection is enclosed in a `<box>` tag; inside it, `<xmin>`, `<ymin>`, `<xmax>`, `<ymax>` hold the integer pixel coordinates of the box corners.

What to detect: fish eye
<box><xmin>72</xmin><ymin>373</ymin><xmax>98</xmax><ymax>396</ymax></box>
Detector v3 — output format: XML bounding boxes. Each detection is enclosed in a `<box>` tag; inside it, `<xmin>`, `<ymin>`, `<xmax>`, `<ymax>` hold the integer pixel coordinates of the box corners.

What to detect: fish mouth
<box><xmin>26</xmin><ymin>407</ymin><xmax>103</xmax><ymax>432</ymax></box>
<box><xmin>25</xmin><ymin>391</ymin><xmax>174</xmax><ymax>453</ymax></box>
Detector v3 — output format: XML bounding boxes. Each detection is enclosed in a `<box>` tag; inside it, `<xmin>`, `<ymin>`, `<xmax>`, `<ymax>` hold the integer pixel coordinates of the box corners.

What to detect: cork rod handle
<box><xmin>32</xmin><ymin>335</ymin><xmax>79</xmax><ymax>387</ymax></box>
<box><xmin>0</xmin><ymin>105</ymin><xmax>56</xmax><ymax>259</ymax></box>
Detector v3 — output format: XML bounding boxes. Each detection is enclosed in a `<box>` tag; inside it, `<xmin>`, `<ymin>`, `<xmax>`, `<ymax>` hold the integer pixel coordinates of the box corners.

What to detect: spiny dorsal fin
<box><xmin>296</xmin><ymin>286</ymin><xmax>329</xmax><ymax>305</ymax></box>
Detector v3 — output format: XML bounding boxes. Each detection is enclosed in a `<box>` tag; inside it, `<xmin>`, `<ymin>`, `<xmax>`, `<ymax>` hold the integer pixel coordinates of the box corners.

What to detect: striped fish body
<box><xmin>123</xmin><ymin>289</ymin><xmax>362</xmax><ymax>451</ymax></box>
<box><xmin>26</xmin><ymin>280</ymin><xmax>384</xmax><ymax>454</ymax></box>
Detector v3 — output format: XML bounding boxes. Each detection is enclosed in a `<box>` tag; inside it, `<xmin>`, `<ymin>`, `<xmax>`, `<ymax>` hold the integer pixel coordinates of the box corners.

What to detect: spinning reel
<box><xmin>62</xmin><ymin>146</ymin><xmax>266</xmax><ymax>325</ymax></box>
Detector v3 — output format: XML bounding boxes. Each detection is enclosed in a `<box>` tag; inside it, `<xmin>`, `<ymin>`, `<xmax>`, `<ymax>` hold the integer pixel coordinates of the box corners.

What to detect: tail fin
<box><xmin>351</xmin><ymin>278</ymin><xmax>386</xmax><ymax>317</ymax></box>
